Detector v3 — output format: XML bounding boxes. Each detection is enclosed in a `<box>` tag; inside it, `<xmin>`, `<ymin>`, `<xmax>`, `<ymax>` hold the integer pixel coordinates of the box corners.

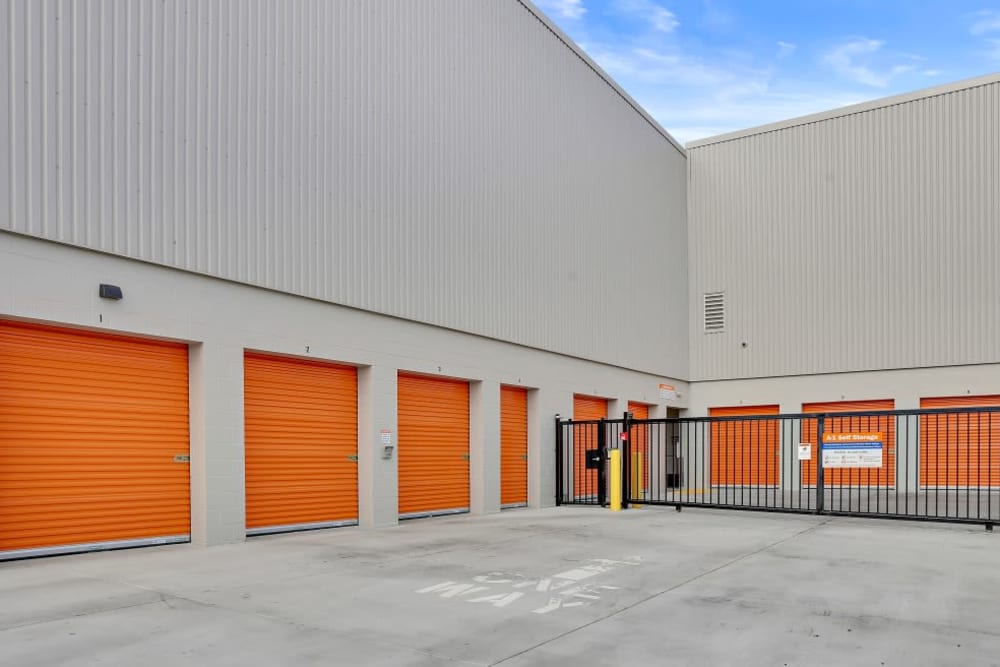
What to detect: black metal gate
<box><xmin>556</xmin><ymin>407</ymin><xmax>1000</xmax><ymax>528</ymax></box>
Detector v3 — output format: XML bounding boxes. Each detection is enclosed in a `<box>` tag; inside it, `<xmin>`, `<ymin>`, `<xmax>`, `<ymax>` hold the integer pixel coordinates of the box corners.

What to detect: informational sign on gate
<box><xmin>821</xmin><ymin>432</ymin><xmax>883</xmax><ymax>468</ymax></box>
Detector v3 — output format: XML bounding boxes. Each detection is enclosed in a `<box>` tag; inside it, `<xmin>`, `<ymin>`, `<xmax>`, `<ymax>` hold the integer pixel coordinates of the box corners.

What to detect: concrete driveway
<box><xmin>2</xmin><ymin>506</ymin><xmax>998</xmax><ymax>666</ymax></box>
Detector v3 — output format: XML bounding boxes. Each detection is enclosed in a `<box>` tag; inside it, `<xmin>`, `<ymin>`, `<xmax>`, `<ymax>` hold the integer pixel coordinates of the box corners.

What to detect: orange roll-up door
<box><xmin>801</xmin><ymin>399</ymin><xmax>895</xmax><ymax>487</ymax></box>
<box><xmin>920</xmin><ymin>396</ymin><xmax>1000</xmax><ymax>487</ymax></box>
<box><xmin>627</xmin><ymin>402</ymin><xmax>650</xmax><ymax>493</ymax></box>
<box><xmin>500</xmin><ymin>386</ymin><xmax>528</xmax><ymax>507</ymax></box>
<box><xmin>398</xmin><ymin>373</ymin><xmax>470</xmax><ymax>517</ymax></box>
<box><xmin>573</xmin><ymin>395</ymin><xmax>607</xmax><ymax>500</ymax></box>
<box><xmin>244</xmin><ymin>352</ymin><xmax>358</xmax><ymax>534</ymax></box>
<box><xmin>708</xmin><ymin>405</ymin><xmax>780</xmax><ymax>486</ymax></box>
<box><xmin>0</xmin><ymin>320</ymin><xmax>190</xmax><ymax>559</ymax></box>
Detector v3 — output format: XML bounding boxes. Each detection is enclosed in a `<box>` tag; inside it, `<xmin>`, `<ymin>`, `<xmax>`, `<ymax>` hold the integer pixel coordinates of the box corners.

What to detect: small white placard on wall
<box><xmin>380</xmin><ymin>429</ymin><xmax>392</xmax><ymax>445</ymax></box>
<box><xmin>658</xmin><ymin>383</ymin><xmax>677</xmax><ymax>400</ymax></box>
<box><xmin>797</xmin><ymin>444</ymin><xmax>811</xmax><ymax>461</ymax></box>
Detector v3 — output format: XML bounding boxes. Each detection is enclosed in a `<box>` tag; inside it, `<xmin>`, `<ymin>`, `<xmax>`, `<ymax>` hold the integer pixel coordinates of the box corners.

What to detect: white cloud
<box><xmin>777</xmin><ymin>41</ymin><xmax>797</xmax><ymax>59</ymax></box>
<box><xmin>541</xmin><ymin>5</ymin><xmax>933</xmax><ymax>144</ymax></box>
<box><xmin>970</xmin><ymin>9</ymin><xmax>1000</xmax><ymax>35</ymax></box>
<box><xmin>986</xmin><ymin>38</ymin><xmax>1000</xmax><ymax>61</ymax></box>
<box><xmin>536</xmin><ymin>0</ymin><xmax>586</xmax><ymax>20</ymax></box>
<box><xmin>823</xmin><ymin>38</ymin><xmax>915</xmax><ymax>88</ymax></box>
<box><xmin>591</xmin><ymin>46</ymin><xmax>733</xmax><ymax>86</ymax></box>
<box><xmin>615</xmin><ymin>0</ymin><xmax>679</xmax><ymax>33</ymax></box>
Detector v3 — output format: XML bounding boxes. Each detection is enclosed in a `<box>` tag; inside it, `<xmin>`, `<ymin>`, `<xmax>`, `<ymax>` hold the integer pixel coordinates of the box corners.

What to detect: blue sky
<box><xmin>533</xmin><ymin>1</ymin><xmax>1000</xmax><ymax>143</ymax></box>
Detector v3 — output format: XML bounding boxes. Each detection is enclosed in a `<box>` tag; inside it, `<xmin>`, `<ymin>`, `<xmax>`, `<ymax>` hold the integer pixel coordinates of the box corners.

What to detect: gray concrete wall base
<box><xmin>358</xmin><ymin>365</ymin><xmax>399</xmax><ymax>528</ymax></box>
<box><xmin>189</xmin><ymin>342</ymin><xmax>246</xmax><ymax>546</ymax></box>
<box><xmin>470</xmin><ymin>381</ymin><xmax>501</xmax><ymax>515</ymax></box>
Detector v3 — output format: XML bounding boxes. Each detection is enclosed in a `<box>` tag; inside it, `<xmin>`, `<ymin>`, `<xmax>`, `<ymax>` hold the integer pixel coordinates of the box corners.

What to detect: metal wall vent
<box><xmin>704</xmin><ymin>292</ymin><xmax>725</xmax><ymax>333</ymax></box>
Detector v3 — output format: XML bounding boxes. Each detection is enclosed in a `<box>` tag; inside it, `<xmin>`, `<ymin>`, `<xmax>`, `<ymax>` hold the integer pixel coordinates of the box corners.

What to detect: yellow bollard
<box><xmin>610</xmin><ymin>448</ymin><xmax>622</xmax><ymax>511</ymax></box>
<box><xmin>631</xmin><ymin>452</ymin><xmax>644</xmax><ymax>495</ymax></box>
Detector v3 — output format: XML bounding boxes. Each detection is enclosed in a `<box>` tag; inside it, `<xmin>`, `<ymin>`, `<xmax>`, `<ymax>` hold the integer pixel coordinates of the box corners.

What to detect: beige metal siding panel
<box><xmin>689</xmin><ymin>79</ymin><xmax>1000</xmax><ymax>380</ymax></box>
<box><xmin>2</xmin><ymin>0</ymin><xmax>686</xmax><ymax>377</ymax></box>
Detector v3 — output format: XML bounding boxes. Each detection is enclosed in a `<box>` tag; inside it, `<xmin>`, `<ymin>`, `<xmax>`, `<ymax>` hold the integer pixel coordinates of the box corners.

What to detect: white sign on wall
<box><xmin>797</xmin><ymin>444</ymin><xmax>812</xmax><ymax>461</ymax></box>
<box><xmin>658</xmin><ymin>383</ymin><xmax>677</xmax><ymax>400</ymax></box>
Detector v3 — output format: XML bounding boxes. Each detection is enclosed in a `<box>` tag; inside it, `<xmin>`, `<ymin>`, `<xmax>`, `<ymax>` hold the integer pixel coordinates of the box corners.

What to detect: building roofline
<box><xmin>686</xmin><ymin>70</ymin><xmax>1000</xmax><ymax>150</ymax></box>
<box><xmin>517</xmin><ymin>1</ymin><xmax>686</xmax><ymax>157</ymax></box>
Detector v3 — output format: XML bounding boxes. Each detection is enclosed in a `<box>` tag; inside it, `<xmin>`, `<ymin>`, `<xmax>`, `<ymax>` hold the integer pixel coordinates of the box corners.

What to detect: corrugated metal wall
<box><xmin>689</xmin><ymin>77</ymin><xmax>1000</xmax><ymax>381</ymax></box>
<box><xmin>0</xmin><ymin>0</ymin><xmax>688</xmax><ymax>378</ymax></box>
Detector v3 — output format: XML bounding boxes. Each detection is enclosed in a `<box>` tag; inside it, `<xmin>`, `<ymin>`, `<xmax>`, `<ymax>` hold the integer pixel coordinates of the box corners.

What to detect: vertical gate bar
<box><xmin>555</xmin><ymin>416</ymin><xmax>563</xmax><ymax>506</ymax></box>
<box><xmin>785</xmin><ymin>418</ymin><xmax>790</xmax><ymax>510</ymax></box>
<box><xmin>911</xmin><ymin>413</ymin><xmax>916</xmax><ymax>517</ymax></box>
<box><xmin>654</xmin><ymin>421</ymin><xmax>659</xmax><ymax>503</ymax></box>
<box><xmin>755</xmin><ymin>417</ymin><xmax>760</xmax><ymax>507</ymax></box>
<box><xmin>792</xmin><ymin>419</ymin><xmax>797</xmax><ymax>510</ymax></box>
<box><xmin>924</xmin><ymin>414</ymin><xmax>941</xmax><ymax>516</ymax></box>
<box><xmin>816</xmin><ymin>415</ymin><xmax>826</xmax><ymax>514</ymax></box>
<box><xmin>966</xmin><ymin>412</ymin><xmax>971</xmax><ymax>520</ymax></box>
<box><xmin>865</xmin><ymin>415</ymin><xmax>870</xmax><ymax>515</ymax></box>
<box><xmin>793</xmin><ymin>417</ymin><xmax>798</xmax><ymax>510</ymax></box>
<box><xmin>622</xmin><ymin>413</ymin><xmax>631</xmax><ymax>508</ymax></box>
<box><xmin>651</xmin><ymin>421</ymin><xmax>656</xmax><ymax>503</ymax></box>
<box><xmin>701</xmin><ymin>419</ymin><xmax>706</xmax><ymax>507</ymax></box>
<box><xmin>769</xmin><ymin>417</ymin><xmax>773</xmax><ymax>508</ymax></box>
<box><xmin>733</xmin><ymin>423</ymin><xmax>750</xmax><ymax>507</ymax></box>
<box><xmin>901</xmin><ymin>414</ymin><xmax>906</xmax><ymax>516</ymax></box>
<box><xmin>944</xmin><ymin>411</ymin><xmax>950</xmax><ymax>518</ymax></box>
<box><xmin>977</xmin><ymin>412</ymin><xmax>982</xmax><ymax>520</ymax></box>
<box><xmin>589</xmin><ymin>421</ymin><xmax>594</xmax><ymax>505</ymax></box>
<box><xmin>662</xmin><ymin>421</ymin><xmax>667</xmax><ymax>503</ymax></box>
<box><xmin>695</xmin><ymin>420</ymin><xmax>701</xmax><ymax>508</ymax></box>
<box><xmin>597</xmin><ymin>418</ymin><xmax>606</xmax><ymax>507</ymax></box>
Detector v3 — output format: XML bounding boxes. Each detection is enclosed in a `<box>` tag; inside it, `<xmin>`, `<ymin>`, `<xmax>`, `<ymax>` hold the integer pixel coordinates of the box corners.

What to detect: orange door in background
<box><xmin>627</xmin><ymin>402</ymin><xmax>650</xmax><ymax>494</ymax></box>
<box><xmin>709</xmin><ymin>405</ymin><xmax>780</xmax><ymax>486</ymax></box>
<box><xmin>500</xmin><ymin>386</ymin><xmax>529</xmax><ymax>507</ymax></box>
<box><xmin>574</xmin><ymin>395</ymin><xmax>608</xmax><ymax>421</ymax></box>
<box><xmin>573</xmin><ymin>395</ymin><xmax>608</xmax><ymax>500</ymax></box>
<box><xmin>244</xmin><ymin>352</ymin><xmax>358</xmax><ymax>533</ymax></box>
<box><xmin>398</xmin><ymin>373</ymin><xmax>470</xmax><ymax>516</ymax></box>
<box><xmin>801</xmin><ymin>399</ymin><xmax>895</xmax><ymax>486</ymax></box>
<box><xmin>0</xmin><ymin>320</ymin><xmax>190</xmax><ymax>556</ymax></box>
<box><xmin>920</xmin><ymin>396</ymin><xmax>1000</xmax><ymax>487</ymax></box>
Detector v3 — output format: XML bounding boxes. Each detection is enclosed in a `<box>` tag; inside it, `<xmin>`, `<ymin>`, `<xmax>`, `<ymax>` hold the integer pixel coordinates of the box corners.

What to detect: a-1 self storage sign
<box><xmin>822</xmin><ymin>432</ymin><xmax>883</xmax><ymax>468</ymax></box>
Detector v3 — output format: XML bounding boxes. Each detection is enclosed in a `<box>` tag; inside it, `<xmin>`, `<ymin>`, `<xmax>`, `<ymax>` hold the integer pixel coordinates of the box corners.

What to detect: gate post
<box><xmin>622</xmin><ymin>410</ymin><xmax>632</xmax><ymax>509</ymax></box>
<box><xmin>816</xmin><ymin>415</ymin><xmax>826</xmax><ymax>514</ymax></box>
<box><xmin>555</xmin><ymin>414</ymin><xmax>563</xmax><ymax>506</ymax></box>
<box><xmin>597</xmin><ymin>418</ymin><xmax>607</xmax><ymax>506</ymax></box>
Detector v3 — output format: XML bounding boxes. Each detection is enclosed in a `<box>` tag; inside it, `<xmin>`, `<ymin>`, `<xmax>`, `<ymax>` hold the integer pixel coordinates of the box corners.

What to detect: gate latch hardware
<box><xmin>585</xmin><ymin>449</ymin><xmax>602</xmax><ymax>469</ymax></box>
<box><xmin>173</xmin><ymin>454</ymin><xmax>190</xmax><ymax>463</ymax></box>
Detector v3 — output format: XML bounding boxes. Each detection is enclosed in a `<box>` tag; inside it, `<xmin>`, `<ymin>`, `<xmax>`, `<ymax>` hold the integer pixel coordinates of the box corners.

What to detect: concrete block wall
<box><xmin>0</xmin><ymin>232</ymin><xmax>687</xmax><ymax>546</ymax></box>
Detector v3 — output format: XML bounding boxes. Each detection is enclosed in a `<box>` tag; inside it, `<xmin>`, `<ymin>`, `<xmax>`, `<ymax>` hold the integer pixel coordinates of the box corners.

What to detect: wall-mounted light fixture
<box><xmin>99</xmin><ymin>284</ymin><xmax>123</xmax><ymax>300</ymax></box>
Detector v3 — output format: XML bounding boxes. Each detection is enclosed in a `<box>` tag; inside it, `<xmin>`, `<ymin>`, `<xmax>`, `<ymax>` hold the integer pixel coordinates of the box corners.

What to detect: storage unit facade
<box><xmin>0</xmin><ymin>0</ymin><xmax>688</xmax><ymax>557</ymax></box>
